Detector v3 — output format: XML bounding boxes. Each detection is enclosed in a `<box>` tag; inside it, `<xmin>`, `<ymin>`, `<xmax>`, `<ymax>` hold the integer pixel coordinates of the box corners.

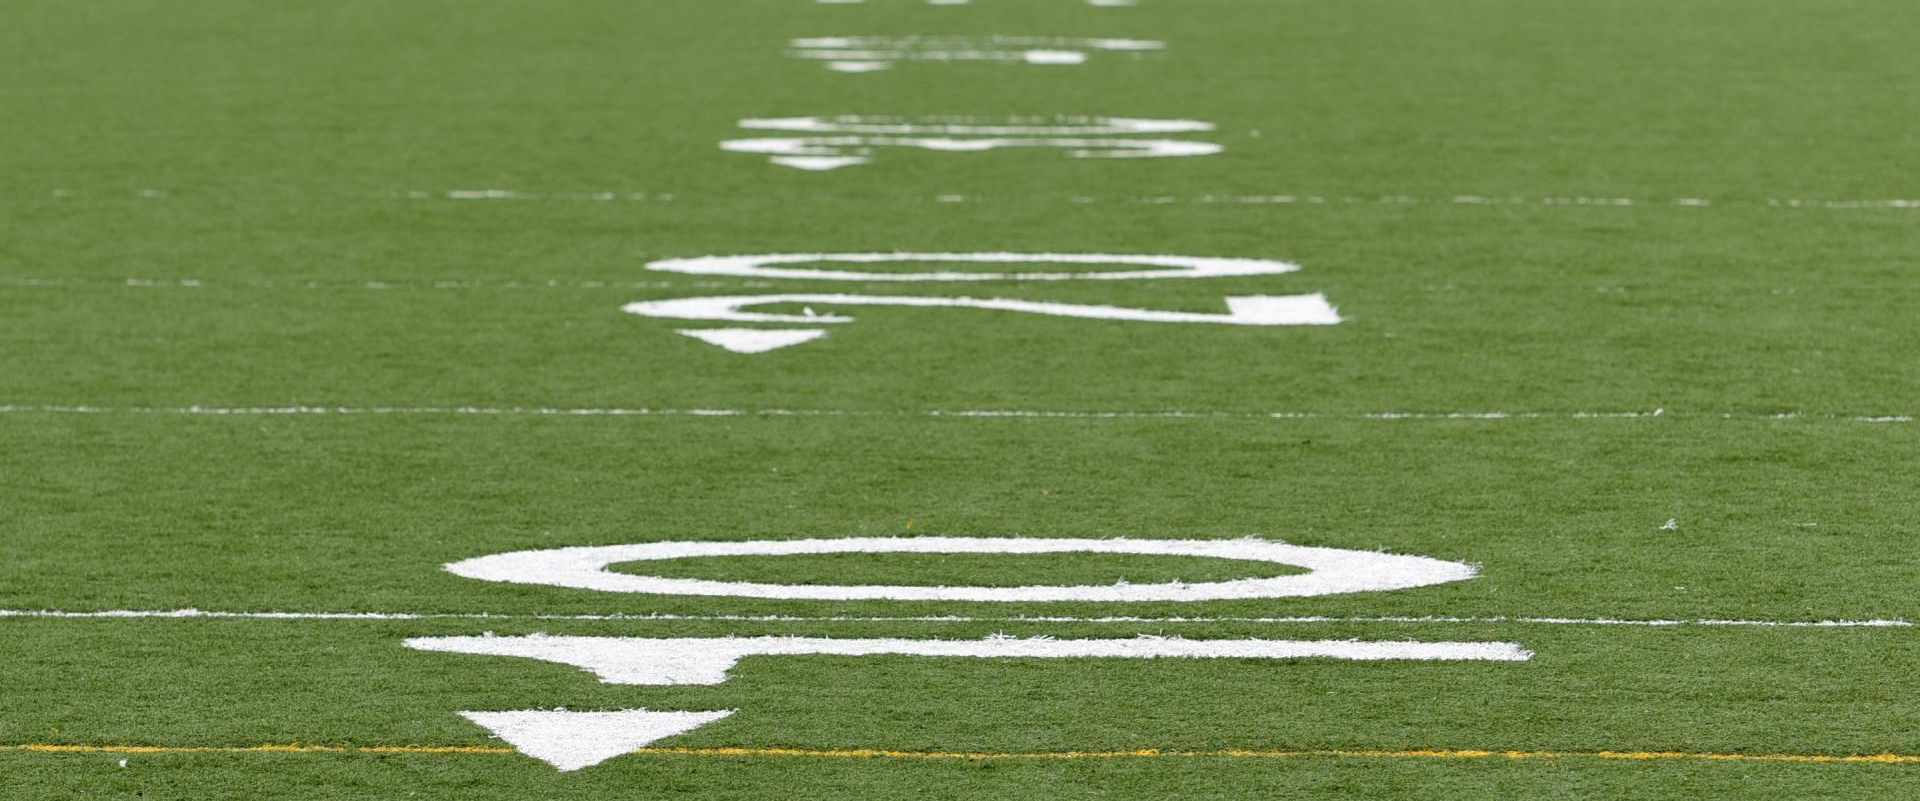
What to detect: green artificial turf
<box><xmin>3</xmin><ymin>0</ymin><xmax>1918</xmax><ymax>798</ymax></box>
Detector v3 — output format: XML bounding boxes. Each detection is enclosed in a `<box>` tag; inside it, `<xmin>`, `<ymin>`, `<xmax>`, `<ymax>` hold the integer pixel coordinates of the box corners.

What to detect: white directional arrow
<box><xmin>624</xmin><ymin>293</ymin><xmax>1341</xmax><ymax>327</ymax></box>
<box><xmin>675</xmin><ymin>328</ymin><xmax>828</xmax><ymax>353</ymax></box>
<box><xmin>459</xmin><ymin>709</ymin><xmax>734</xmax><ymax>771</ymax></box>
<box><xmin>766</xmin><ymin>155</ymin><xmax>872</xmax><ymax>171</ymax></box>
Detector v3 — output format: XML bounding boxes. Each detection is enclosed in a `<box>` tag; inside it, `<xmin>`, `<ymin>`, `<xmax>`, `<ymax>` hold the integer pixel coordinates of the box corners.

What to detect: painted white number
<box><xmin>426</xmin><ymin>537</ymin><xmax>1511</xmax><ymax>771</ymax></box>
<box><xmin>789</xmin><ymin>36</ymin><xmax>1164</xmax><ymax>74</ymax></box>
<box><xmin>444</xmin><ymin>537</ymin><xmax>1473</xmax><ymax>602</ymax></box>
<box><xmin>644</xmin><ymin>252</ymin><xmax>1299</xmax><ymax>282</ymax></box>
<box><xmin>722</xmin><ymin>115</ymin><xmax>1221</xmax><ymax>170</ymax></box>
<box><xmin>629</xmin><ymin>252</ymin><xmax>1341</xmax><ymax>353</ymax></box>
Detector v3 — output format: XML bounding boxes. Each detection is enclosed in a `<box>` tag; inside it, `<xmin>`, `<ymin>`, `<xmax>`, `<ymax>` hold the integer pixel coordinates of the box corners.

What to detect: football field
<box><xmin>4</xmin><ymin>0</ymin><xmax>1919</xmax><ymax>797</ymax></box>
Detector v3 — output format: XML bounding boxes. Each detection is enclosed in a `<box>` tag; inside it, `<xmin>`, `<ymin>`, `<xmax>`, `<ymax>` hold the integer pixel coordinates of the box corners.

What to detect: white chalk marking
<box><xmin>675</xmin><ymin>328</ymin><xmax>828</xmax><ymax>354</ymax></box>
<box><xmin>442</xmin><ymin>538</ymin><xmax>1474</xmax><ymax>602</ymax></box>
<box><xmin>643</xmin><ymin>252</ymin><xmax>1301</xmax><ymax>282</ymax></box>
<box><xmin>621</xmin><ymin>293</ymin><xmax>1340</xmax><ymax>327</ymax></box>
<box><xmin>5</xmin><ymin>609</ymin><xmax>1908</xmax><ymax>628</ymax></box>
<box><xmin>459</xmin><ymin>709</ymin><xmax>733</xmax><ymax>771</ymax></box>
<box><xmin>408</xmin><ymin>635</ymin><xmax>1532</xmax><ymax>685</ymax></box>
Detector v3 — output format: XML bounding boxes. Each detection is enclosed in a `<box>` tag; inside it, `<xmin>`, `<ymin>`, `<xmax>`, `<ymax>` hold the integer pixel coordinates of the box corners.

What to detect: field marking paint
<box><xmin>724</xmin><ymin>116</ymin><xmax>1220</xmax><ymax>170</ymax></box>
<box><xmin>624</xmin><ymin>293</ymin><xmax>1340</xmax><ymax>331</ymax></box>
<box><xmin>643</xmin><ymin>253</ymin><xmax>1300</xmax><ymax>282</ymax></box>
<box><xmin>738</xmin><ymin>116</ymin><xmax>1211</xmax><ymax>135</ymax></box>
<box><xmin>0</xmin><ymin>277</ymin><xmax>732</xmax><ymax>290</ymax></box>
<box><xmin>788</xmin><ymin>36</ymin><xmax>1163</xmax><ymax>72</ymax></box>
<box><xmin>769</xmin><ymin>155</ymin><xmax>872</xmax><ymax>170</ymax></box>
<box><xmin>4</xmin><ymin>743</ymin><xmax>516</xmax><ymax>755</ymax></box>
<box><xmin>405</xmin><ymin>635</ymin><xmax>1532</xmax><ymax>685</ymax></box>
<box><xmin>1</xmin><ymin>405</ymin><xmax>1913</xmax><ymax>424</ymax></box>
<box><xmin>824</xmin><ymin>61</ymin><xmax>892</xmax><ymax>73</ymax></box>
<box><xmin>725</xmin><ymin>136</ymin><xmax>1221</xmax><ymax>169</ymax></box>
<box><xmin>675</xmin><ymin>328</ymin><xmax>828</xmax><ymax>354</ymax></box>
<box><xmin>3</xmin><ymin>609</ymin><xmax>1909</xmax><ymax>628</ymax></box>
<box><xmin>443</xmin><ymin>538</ymin><xmax>1472</xmax><ymax>602</ymax></box>
<box><xmin>9</xmin><ymin>742</ymin><xmax>1919</xmax><ymax>765</ymax></box>
<box><xmin>458</xmin><ymin>709</ymin><xmax>733</xmax><ymax>771</ymax></box>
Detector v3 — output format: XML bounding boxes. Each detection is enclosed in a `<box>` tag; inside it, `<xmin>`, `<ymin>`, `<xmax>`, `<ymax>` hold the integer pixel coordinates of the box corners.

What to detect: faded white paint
<box><xmin>788</xmin><ymin>36</ymin><xmax>1161</xmax><ymax>72</ymax></box>
<box><xmin>409</xmin><ymin>635</ymin><xmax>1533</xmax><ymax>685</ymax></box>
<box><xmin>442</xmin><ymin>537</ymin><xmax>1468</xmax><ymax>601</ymax></box>
<box><xmin>459</xmin><ymin>709</ymin><xmax>733</xmax><ymax>771</ymax></box>
<box><xmin>644</xmin><ymin>253</ymin><xmax>1301</xmax><ymax>282</ymax></box>
<box><xmin>623</xmin><ymin>293</ymin><xmax>1340</xmax><ymax>328</ymax></box>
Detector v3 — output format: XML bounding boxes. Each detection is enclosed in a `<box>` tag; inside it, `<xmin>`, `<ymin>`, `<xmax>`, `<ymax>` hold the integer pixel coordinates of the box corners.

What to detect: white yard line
<box><xmin>0</xmin><ymin>278</ymin><xmax>776</xmax><ymax>290</ymax></box>
<box><xmin>29</xmin><ymin>188</ymin><xmax>1920</xmax><ymax>209</ymax></box>
<box><xmin>0</xmin><ymin>608</ymin><xmax>1906</xmax><ymax>628</ymax></box>
<box><xmin>0</xmin><ymin>405</ymin><xmax>1909</xmax><ymax>423</ymax></box>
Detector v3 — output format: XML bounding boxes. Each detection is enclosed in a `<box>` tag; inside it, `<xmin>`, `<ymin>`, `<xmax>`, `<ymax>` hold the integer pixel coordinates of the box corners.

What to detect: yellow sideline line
<box><xmin>7</xmin><ymin>743</ymin><xmax>1920</xmax><ymax>765</ymax></box>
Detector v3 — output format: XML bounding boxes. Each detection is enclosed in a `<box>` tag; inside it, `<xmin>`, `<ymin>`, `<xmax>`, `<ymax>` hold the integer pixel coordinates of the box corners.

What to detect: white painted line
<box><xmin>0</xmin><ymin>405</ymin><xmax>1912</xmax><ymax>423</ymax></box>
<box><xmin>460</xmin><ymin>709</ymin><xmax>734</xmax><ymax>771</ymax></box>
<box><xmin>643</xmin><ymin>253</ymin><xmax>1301</xmax><ymax>282</ymax></box>
<box><xmin>0</xmin><ymin>278</ymin><xmax>733</xmax><ymax>290</ymax></box>
<box><xmin>3</xmin><ymin>609</ymin><xmax>1908</xmax><ymax>628</ymax></box>
<box><xmin>621</xmin><ymin>293</ymin><xmax>1341</xmax><ymax>326</ymax></box>
<box><xmin>443</xmin><ymin>538</ymin><xmax>1476</xmax><ymax>602</ymax></box>
<box><xmin>407</xmin><ymin>635</ymin><xmax>1533</xmax><ymax>685</ymax></box>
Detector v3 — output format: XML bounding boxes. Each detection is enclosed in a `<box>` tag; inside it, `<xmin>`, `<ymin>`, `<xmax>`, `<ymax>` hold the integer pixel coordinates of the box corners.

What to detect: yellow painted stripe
<box><xmin>6</xmin><ymin>743</ymin><xmax>1919</xmax><ymax>765</ymax></box>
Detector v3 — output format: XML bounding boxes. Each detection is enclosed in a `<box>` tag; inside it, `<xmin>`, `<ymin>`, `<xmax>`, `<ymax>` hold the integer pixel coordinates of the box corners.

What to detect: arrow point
<box><xmin>677</xmin><ymin>328</ymin><xmax>828</xmax><ymax>353</ymax></box>
<box><xmin>460</xmin><ymin>709</ymin><xmax>734</xmax><ymax>771</ymax></box>
<box><xmin>769</xmin><ymin>155</ymin><xmax>871</xmax><ymax>171</ymax></box>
